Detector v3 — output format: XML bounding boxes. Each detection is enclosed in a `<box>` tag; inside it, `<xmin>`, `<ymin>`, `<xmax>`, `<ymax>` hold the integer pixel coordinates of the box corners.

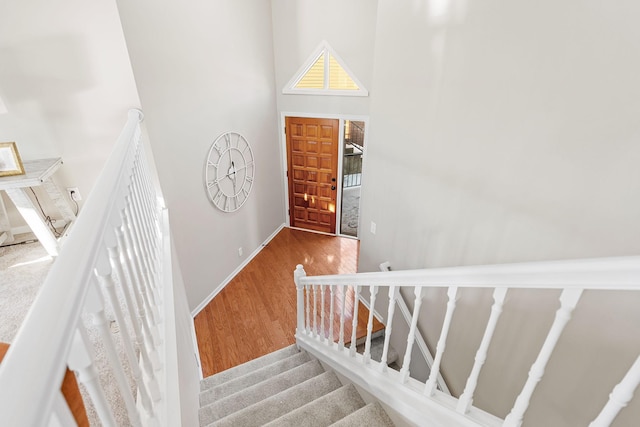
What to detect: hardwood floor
<box><xmin>194</xmin><ymin>227</ymin><xmax>384</xmax><ymax>377</ymax></box>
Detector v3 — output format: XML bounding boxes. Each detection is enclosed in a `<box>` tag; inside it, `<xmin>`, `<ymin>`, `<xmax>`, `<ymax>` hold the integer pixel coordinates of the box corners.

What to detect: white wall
<box><xmin>0</xmin><ymin>0</ymin><xmax>140</xmax><ymax>227</ymax></box>
<box><xmin>360</xmin><ymin>0</ymin><xmax>640</xmax><ymax>273</ymax></box>
<box><xmin>271</xmin><ymin>0</ymin><xmax>378</xmax><ymax>116</ymax></box>
<box><xmin>116</xmin><ymin>0</ymin><xmax>284</xmax><ymax>310</ymax></box>
<box><xmin>362</xmin><ymin>1</ymin><xmax>640</xmax><ymax>425</ymax></box>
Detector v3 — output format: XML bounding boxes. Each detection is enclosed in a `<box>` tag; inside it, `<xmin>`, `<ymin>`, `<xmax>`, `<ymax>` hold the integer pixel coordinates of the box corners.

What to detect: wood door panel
<box><xmin>319</xmin><ymin>186</ymin><xmax>332</xmax><ymax>198</ymax></box>
<box><xmin>319</xmin><ymin>171</ymin><xmax>332</xmax><ymax>183</ymax></box>
<box><xmin>286</xmin><ymin>117</ymin><xmax>339</xmax><ymax>234</ymax></box>
<box><xmin>306</xmin><ymin>140</ymin><xmax>319</xmax><ymax>152</ymax></box>
<box><xmin>293</xmin><ymin>169</ymin><xmax>305</xmax><ymax>181</ymax></box>
<box><xmin>320</xmin><ymin>157</ymin><xmax>332</xmax><ymax>170</ymax></box>
<box><xmin>306</xmin><ymin>171</ymin><xmax>318</xmax><ymax>183</ymax></box>
<box><xmin>319</xmin><ymin>140</ymin><xmax>333</xmax><ymax>154</ymax></box>
<box><xmin>306</xmin><ymin>156</ymin><xmax>319</xmax><ymax>168</ymax></box>
<box><xmin>293</xmin><ymin>182</ymin><xmax>305</xmax><ymax>193</ymax></box>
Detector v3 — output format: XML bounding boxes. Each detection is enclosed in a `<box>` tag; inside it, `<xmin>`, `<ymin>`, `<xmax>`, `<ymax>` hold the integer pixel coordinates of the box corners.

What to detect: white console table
<box><xmin>0</xmin><ymin>158</ymin><xmax>76</xmax><ymax>256</ymax></box>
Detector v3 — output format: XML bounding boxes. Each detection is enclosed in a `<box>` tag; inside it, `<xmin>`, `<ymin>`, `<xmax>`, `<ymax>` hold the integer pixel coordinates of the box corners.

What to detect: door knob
<box><xmin>331</xmin><ymin>185</ymin><xmax>336</xmax><ymax>190</ymax></box>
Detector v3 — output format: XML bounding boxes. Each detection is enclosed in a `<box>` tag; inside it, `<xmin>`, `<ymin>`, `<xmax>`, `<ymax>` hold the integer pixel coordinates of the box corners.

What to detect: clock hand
<box><xmin>228</xmin><ymin>161</ymin><xmax>237</xmax><ymax>179</ymax></box>
<box><xmin>217</xmin><ymin>161</ymin><xmax>237</xmax><ymax>183</ymax></box>
<box><xmin>230</xmin><ymin>161</ymin><xmax>237</xmax><ymax>195</ymax></box>
<box><xmin>232</xmin><ymin>163</ymin><xmax>253</xmax><ymax>173</ymax></box>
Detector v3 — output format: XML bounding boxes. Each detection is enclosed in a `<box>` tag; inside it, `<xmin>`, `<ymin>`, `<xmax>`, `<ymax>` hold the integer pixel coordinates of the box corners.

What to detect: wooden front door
<box><xmin>286</xmin><ymin>117</ymin><xmax>339</xmax><ymax>234</ymax></box>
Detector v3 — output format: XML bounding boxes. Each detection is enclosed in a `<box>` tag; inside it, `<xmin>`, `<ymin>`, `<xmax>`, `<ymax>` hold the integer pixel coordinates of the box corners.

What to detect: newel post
<box><xmin>294</xmin><ymin>264</ymin><xmax>307</xmax><ymax>337</ymax></box>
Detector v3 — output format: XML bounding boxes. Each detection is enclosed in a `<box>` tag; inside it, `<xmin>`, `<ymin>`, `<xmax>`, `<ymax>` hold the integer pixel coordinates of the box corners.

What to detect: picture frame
<box><xmin>0</xmin><ymin>142</ymin><xmax>26</xmax><ymax>177</ymax></box>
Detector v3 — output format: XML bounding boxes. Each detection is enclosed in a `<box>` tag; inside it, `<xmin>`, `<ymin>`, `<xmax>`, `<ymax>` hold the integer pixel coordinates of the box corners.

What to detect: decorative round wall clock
<box><xmin>205</xmin><ymin>131</ymin><xmax>255</xmax><ymax>212</ymax></box>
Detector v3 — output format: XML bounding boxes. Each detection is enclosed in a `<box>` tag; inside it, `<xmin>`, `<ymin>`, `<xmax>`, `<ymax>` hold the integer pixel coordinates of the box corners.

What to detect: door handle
<box><xmin>331</xmin><ymin>186</ymin><xmax>336</xmax><ymax>191</ymax></box>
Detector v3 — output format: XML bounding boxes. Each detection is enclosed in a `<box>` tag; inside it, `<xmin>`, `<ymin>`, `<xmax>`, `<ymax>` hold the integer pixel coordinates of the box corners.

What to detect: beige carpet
<box><xmin>198</xmin><ymin>344</ymin><xmax>395</xmax><ymax>426</ymax></box>
<box><xmin>0</xmin><ymin>235</ymin><xmax>52</xmax><ymax>343</ymax></box>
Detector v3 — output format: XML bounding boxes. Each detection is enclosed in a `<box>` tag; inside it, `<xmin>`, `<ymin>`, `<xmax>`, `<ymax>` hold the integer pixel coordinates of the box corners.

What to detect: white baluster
<box><xmin>363</xmin><ymin>285</ymin><xmax>379</xmax><ymax>364</ymax></box>
<box><xmin>84</xmin><ymin>276</ymin><xmax>145</xmax><ymax>426</ymax></box>
<box><xmin>108</xmin><ymin>241</ymin><xmax>161</xmax><ymax>401</ymax></box>
<box><xmin>457</xmin><ymin>287</ymin><xmax>508</xmax><ymax>413</ymax></box>
<box><xmin>139</xmin><ymin>193</ymin><xmax>160</xmax><ymax>307</ymax></box>
<box><xmin>294</xmin><ymin>265</ymin><xmax>306</xmax><ymax>337</ymax></box>
<box><xmin>305</xmin><ymin>284</ymin><xmax>311</xmax><ymax>334</ymax></box>
<box><xmin>380</xmin><ymin>286</ymin><xmax>399</xmax><ymax>372</ymax></box>
<box><xmin>329</xmin><ymin>285</ymin><xmax>335</xmax><ymax>345</ymax></box>
<box><xmin>589</xmin><ymin>355</ymin><xmax>640</xmax><ymax>427</ymax></box>
<box><xmin>123</xmin><ymin>206</ymin><xmax>161</xmax><ymax>333</ymax></box>
<box><xmin>67</xmin><ymin>326</ymin><xmax>117</xmax><ymax>427</ymax></box>
<box><xmin>118</xmin><ymin>216</ymin><xmax>162</xmax><ymax>353</ymax></box>
<box><xmin>312</xmin><ymin>285</ymin><xmax>318</xmax><ymax>337</ymax></box>
<box><xmin>136</xmin><ymin>148</ymin><xmax>159</xmax><ymax>228</ymax></box>
<box><xmin>96</xmin><ymin>255</ymin><xmax>156</xmax><ymax>418</ymax></box>
<box><xmin>131</xmin><ymin>163</ymin><xmax>154</xmax><ymax>248</ymax></box>
<box><xmin>130</xmin><ymin>175</ymin><xmax>159</xmax><ymax>290</ymax></box>
<box><xmin>128</xmin><ymin>185</ymin><xmax>158</xmax><ymax>308</ymax></box>
<box><xmin>140</xmin><ymin>159</ymin><xmax>161</xmax><ymax>246</ymax></box>
<box><xmin>319</xmin><ymin>285</ymin><xmax>325</xmax><ymax>341</ymax></box>
<box><xmin>339</xmin><ymin>284</ymin><xmax>346</xmax><ymax>351</ymax></box>
<box><xmin>125</xmin><ymin>194</ymin><xmax>155</xmax><ymax>300</ymax></box>
<box><xmin>139</xmin><ymin>177</ymin><xmax>160</xmax><ymax>262</ymax></box>
<box><xmin>400</xmin><ymin>287</ymin><xmax>424</xmax><ymax>383</ymax></box>
<box><xmin>133</xmin><ymin>196</ymin><xmax>161</xmax><ymax>322</ymax></box>
<box><xmin>350</xmin><ymin>285</ymin><xmax>361</xmax><ymax>357</ymax></box>
<box><xmin>425</xmin><ymin>286</ymin><xmax>458</xmax><ymax>396</ymax></box>
<box><xmin>115</xmin><ymin>221</ymin><xmax>160</xmax><ymax>358</ymax></box>
<box><xmin>503</xmin><ymin>288</ymin><xmax>583</xmax><ymax>427</ymax></box>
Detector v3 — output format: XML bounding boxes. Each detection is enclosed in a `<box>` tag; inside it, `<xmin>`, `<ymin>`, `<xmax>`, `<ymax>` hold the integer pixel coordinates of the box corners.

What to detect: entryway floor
<box><xmin>194</xmin><ymin>227</ymin><xmax>384</xmax><ymax>377</ymax></box>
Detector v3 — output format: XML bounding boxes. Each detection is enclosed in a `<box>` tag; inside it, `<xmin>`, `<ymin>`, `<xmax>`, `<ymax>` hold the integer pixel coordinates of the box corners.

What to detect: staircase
<box><xmin>198</xmin><ymin>344</ymin><xmax>396</xmax><ymax>426</ymax></box>
<box><xmin>2</xmin><ymin>110</ymin><xmax>639</xmax><ymax>426</ymax></box>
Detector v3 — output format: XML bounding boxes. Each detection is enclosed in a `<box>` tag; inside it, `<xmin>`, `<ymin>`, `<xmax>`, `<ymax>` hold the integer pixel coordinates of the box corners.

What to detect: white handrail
<box><xmin>0</xmin><ymin>110</ymin><xmax>181</xmax><ymax>426</ymax></box>
<box><xmin>298</xmin><ymin>256</ymin><xmax>640</xmax><ymax>289</ymax></box>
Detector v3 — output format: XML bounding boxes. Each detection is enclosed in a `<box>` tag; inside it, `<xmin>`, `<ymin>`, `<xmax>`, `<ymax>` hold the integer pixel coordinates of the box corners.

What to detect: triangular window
<box><xmin>284</xmin><ymin>41</ymin><xmax>368</xmax><ymax>96</ymax></box>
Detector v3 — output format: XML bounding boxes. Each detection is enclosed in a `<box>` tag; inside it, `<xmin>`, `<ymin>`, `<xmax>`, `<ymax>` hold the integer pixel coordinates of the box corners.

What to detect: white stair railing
<box><xmin>294</xmin><ymin>257</ymin><xmax>640</xmax><ymax>427</ymax></box>
<box><xmin>380</xmin><ymin>262</ymin><xmax>450</xmax><ymax>394</ymax></box>
<box><xmin>0</xmin><ymin>110</ymin><xmax>183</xmax><ymax>426</ymax></box>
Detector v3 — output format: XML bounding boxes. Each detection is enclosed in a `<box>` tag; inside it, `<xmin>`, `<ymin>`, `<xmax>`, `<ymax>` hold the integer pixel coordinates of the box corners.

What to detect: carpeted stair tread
<box><xmin>199</xmin><ymin>359</ymin><xmax>325</xmax><ymax>424</ymax></box>
<box><xmin>356</xmin><ymin>334</ymin><xmax>399</xmax><ymax>365</ymax></box>
<box><xmin>262</xmin><ymin>384</ymin><xmax>365</xmax><ymax>427</ymax></box>
<box><xmin>206</xmin><ymin>370</ymin><xmax>343</xmax><ymax>427</ymax></box>
<box><xmin>200</xmin><ymin>350</ymin><xmax>311</xmax><ymax>406</ymax></box>
<box><xmin>200</xmin><ymin>344</ymin><xmax>299</xmax><ymax>391</ymax></box>
<box><xmin>330</xmin><ymin>402</ymin><xmax>395</xmax><ymax>426</ymax></box>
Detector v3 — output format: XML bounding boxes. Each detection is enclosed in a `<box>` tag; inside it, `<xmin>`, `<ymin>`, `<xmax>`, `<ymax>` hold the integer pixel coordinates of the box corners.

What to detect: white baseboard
<box><xmin>11</xmin><ymin>222</ymin><xmax>69</xmax><ymax>237</ymax></box>
<box><xmin>191</xmin><ymin>223</ymin><xmax>286</xmax><ymax>317</ymax></box>
<box><xmin>11</xmin><ymin>225</ymin><xmax>32</xmax><ymax>235</ymax></box>
<box><xmin>0</xmin><ymin>222</ymin><xmax>69</xmax><ymax>247</ymax></box>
